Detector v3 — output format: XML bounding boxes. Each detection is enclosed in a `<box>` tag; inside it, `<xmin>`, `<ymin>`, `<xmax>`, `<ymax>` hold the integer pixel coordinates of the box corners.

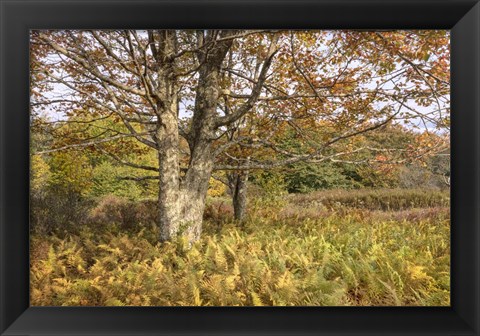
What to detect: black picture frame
<box><xmin>1</xmin><ymin>0</ymin><xmax>479</xmax><ymax>335</ymax></box>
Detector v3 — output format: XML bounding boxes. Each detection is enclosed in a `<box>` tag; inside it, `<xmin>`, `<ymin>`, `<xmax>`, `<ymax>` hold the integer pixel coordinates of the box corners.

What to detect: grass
<box><xmin>289</xmin><ymin>188</ymin><xmax>450</xmax><ymax>211</ymax></box>
<box><xmin>30</xmin><ymin>188</ymin><xmax>450</xmax><ymax>306</ymax></box>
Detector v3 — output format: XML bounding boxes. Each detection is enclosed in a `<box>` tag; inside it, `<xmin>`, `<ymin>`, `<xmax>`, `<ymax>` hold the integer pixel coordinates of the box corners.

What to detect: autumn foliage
<box><xmin>29</xmin><ymin>30</ymin><xmax>450</xmax><ymax>306</ymax></box>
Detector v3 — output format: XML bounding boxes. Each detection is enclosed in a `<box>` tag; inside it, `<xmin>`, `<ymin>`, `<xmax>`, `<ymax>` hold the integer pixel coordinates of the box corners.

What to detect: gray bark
<box><xmin>156</xmin><ymin>107</ymin><xmax>181</xmax><ymax>241</ymax></box>
<box><xmin>174</xmin><ymin>31</ymin><xmax>234</xmax><ymax>243</ymax></box>
<box><xmin>154</xmin><ymin>30</ymin><xmax>181</xmax><ymax>242</ymax></box>
<box><xmin>229</xmin><ymin>171</ymin><xmax>249</xmax><ymax>221</ymax></box>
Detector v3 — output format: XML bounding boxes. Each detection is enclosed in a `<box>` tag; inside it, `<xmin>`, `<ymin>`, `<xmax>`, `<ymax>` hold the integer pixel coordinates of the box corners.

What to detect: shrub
<box><xmin>30</xmin><ymin>189</ymin><xmax>93</xmax><ymax>235</ymax></box>
<box><xmin>250</xmin><ymin>172</ymin><xmax>288</xmax><ymax>218</ymax></box>
<box><xmin>88</xmin><ymin>195</ymin><xmax>158</xmax><ymax>231</ymax></box>
<box><xmin>203</xmin><ymin>200</ymin><xmax>233</xmax><ymax>228</ymax></box>
<box><xmin>207</xmin><ymin>178</ymin><xmax>227</xmax><ymax>197</ymax></box>
<box><xmin>283</xmin><ymin>161</ymin><xmax>360</xmax><ymax>193</ymax></box>
<box><xmin>89</xmin><ymin>161</ymin><xmax>157</xmax><ymax>201</ymax></box>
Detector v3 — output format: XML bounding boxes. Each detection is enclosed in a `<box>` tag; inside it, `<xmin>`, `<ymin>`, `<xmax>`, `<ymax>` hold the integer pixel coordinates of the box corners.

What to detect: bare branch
<box><xmin>97</xmin><ymin>147</ymin><xmax>159</xmax><ymax>172</ymax></box>
<box><xmin>118</xmin><ymin>176</ymin><xmax>160</xmax><ymax>181</ymax></box>
<box><xmin>38</xmin><ymin>33</ymin><xmax>147</xmax><ymax>97</ymax></box>
<box><xmin>214</xmin><ymin>34</ymin><xmax>279</xmax><ymax>128</ymax></box>
<box><xmin>33</xmin><ymin>134</ymin><xmax>142</xmax><ymax>155</ymax></box>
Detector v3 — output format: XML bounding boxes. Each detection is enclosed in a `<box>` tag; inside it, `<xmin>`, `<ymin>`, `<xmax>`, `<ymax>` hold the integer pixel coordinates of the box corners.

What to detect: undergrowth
<box><xmin>31</xmin><ymin>190</ymin><xmax>450</xmax><ymax>306</ymax></box>
<box><xmin>290</xmin><ymin>188</ymin><xmax>449</xmax><ymax>211</ymax></box>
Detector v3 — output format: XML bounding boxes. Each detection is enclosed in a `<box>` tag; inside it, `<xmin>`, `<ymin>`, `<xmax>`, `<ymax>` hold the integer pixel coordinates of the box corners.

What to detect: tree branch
<box><xmin>33</xmin><ymin>134</ymin><xmax>142</xmax><ymax>155</ymax></box>
<box><xmin>214</xmin><ymin>35</ymin><xmax>279</xmax><ymax>128</ymax></box>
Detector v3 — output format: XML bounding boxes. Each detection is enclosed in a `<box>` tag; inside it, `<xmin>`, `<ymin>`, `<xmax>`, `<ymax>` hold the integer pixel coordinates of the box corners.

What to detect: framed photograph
<box><xmin>1</xmin><ymin>0</ymin><xmax>479</xmax><ymax>335</ymax></box>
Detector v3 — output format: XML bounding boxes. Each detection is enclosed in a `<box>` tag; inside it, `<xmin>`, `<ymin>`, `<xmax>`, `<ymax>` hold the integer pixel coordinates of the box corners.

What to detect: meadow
<box><xmin>29</xmin><ymin>29</ymin><xmax>451</xmax><ymax>307</ymax></box>
<box><xmin>30</xmin><ymin>188</ymin><xmax>450</xmax><ymax>306</ymax></box>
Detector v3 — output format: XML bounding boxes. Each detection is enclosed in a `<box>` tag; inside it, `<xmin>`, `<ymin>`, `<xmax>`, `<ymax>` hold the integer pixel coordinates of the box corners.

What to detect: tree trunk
<box><xmin>173</xmin><ymin>33</ymin><xmax>233</xmax><ymax>243</ymax></box>
<box><xmin>179</xmin><ymin>141</ymin><xmax>214</xmax><ymax>243</ymax></box>
<box><xmin>157</xmin><ymin>30</ymin><xmax>234</xmax><ymax>244</ymax></box>
<box><xmin>157</xmin><ymin>109</ymin><xmax>181</xmax><ymax>242</ymax></box>
<box><xmin>155</xmin><ymin>30</ymin><xmax>181</xmax><ymax>242</ymax></box>
<box><xmin>229</xmin><ymin>171</ymin><xmax>249</xmax><ymax>221</ymax></box>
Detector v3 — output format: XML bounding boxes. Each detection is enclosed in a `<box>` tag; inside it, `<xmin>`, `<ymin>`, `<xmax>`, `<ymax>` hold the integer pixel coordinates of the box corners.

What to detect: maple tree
<box><xmin>30</xmin><ymin>30</ymin><xmax>450</xmax><ymax>242</ymax></box>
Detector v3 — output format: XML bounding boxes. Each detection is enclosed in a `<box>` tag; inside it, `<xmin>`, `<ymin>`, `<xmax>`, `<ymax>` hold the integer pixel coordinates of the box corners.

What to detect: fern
<box><xmin>30</xmin><ymin>189</ymin><xmax>450</xmax><ymax>306</ymax></box>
